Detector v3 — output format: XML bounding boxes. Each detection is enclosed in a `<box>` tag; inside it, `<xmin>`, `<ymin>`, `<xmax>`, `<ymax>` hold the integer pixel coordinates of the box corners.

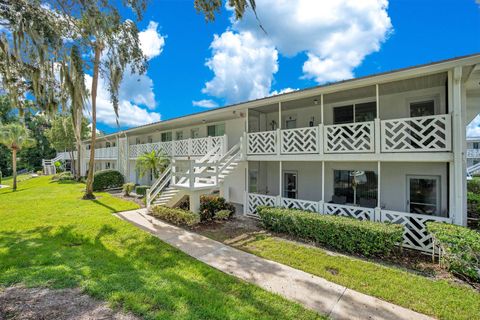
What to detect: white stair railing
<box><xmin>146</xmin><ymin>165</ymin><xmax>172</xmax><ymax>209</ymax></box>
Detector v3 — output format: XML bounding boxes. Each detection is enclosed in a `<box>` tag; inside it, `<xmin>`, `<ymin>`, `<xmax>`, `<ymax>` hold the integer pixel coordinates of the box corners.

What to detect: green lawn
<box><xmin>238</xmin><ymin>235</ymin><xmax>480</xmax><ymax>320</ymax></box>
<box><xmin>0</xmin><ymin>176</ymin><xmax>323</xmax><ymax>320</ymax></box>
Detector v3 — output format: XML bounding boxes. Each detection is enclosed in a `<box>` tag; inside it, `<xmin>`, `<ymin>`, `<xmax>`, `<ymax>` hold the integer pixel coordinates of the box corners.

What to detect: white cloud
<box><xmin>202</xmin><ymin>31</ymin><xmax>278</xmax><ymax>104</ymax></box>
<box><xmin>200</xmin><ymin>1</ymin><xmax>392</xmax><ymax>103</ymax></box>
<box><xmin>467</xmin><ymin>115</ymin><xmax>480</xmax><ymax>137</ymax></box>
<box><xmin>85</xmin><ymin>74</ymin><xmax>161</xmax><ymax>128</ymax></box>
<box><xmin>139</xmin><ymin>21</ymin><xmax>165</xmax><ymax>60</ymax></box>
<box><xmin>270</xmin><ymin>87</ymin><xmax>298</xmax><ymax>96</ymax></box>
<box><xmin>232</xmin><ymin>0</ymin><xmax>392</xmax><ymax>83</ymax></box>
<box><xmin>192</xmin><ymin>99</ymin><xmax>219</xmax><ymax>108</ymax></box>
<box><xmin>83</xmin><ymin>21</ymin><xmax>165</xmax><ymax>128</ymax></box>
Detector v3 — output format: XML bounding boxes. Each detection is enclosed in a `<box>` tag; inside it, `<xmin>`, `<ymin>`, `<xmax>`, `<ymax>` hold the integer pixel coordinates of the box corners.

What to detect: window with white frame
<box><xmin>161</xmin><ymin>132</ymin><xmax>172</xmax><ymax>142</ymax></box>
<box><xmin>207</xmin><ymin>123</ymin><xmax>225</xmax><ymax>137</ymax></box>
<box><xmin>333</xmin><ymin>101</ymin><xmax>376</xmax><ymax>125</ymax></box>
<box><xmin>333</xmin><ymin>170</ymin><xmax>377</xmax><ymax>206</ymax></box>
<box><xmin>176</xmin><ymin>131</ymin><xmax>184</xmax><ymax>140</ymax></box>
<box><xmin>409</xmin><ymin>100</ymin><xmax>435</xmax><ymax>117</ymax></box>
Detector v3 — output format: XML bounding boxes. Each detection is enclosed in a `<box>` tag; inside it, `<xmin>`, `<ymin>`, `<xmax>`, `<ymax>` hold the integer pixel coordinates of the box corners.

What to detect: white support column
<box><xmin>376</xmin><ymin>161</ymin><xmax>382</xmax><ymax>221</ymax></box>
<box><xmin>319</xmin><ymin>94</ymin><xmax>324</xmax><ymax>155</ymax></box>
<box><xmin>278</xmin><ymin>102</ymin><xmax>282</xmax><ymax>129</ymax></box>
<box><xmin>452</xmin><ymin>66</ymin><xmax>466</xmax><ymax>226</ymax></box>
<box><xmin>279</xmin><ymin>161</ymin><xmax>283</xmax><ymax>200</ymax></box>
<box><xmin>244</xmin><ymin>161</ymin><xmax>249</xmax><ymax>215</ymax></box>
<box><xmin>320</xmin><ymin>161</ymin><xmax>325</xmax><ymax>212</ymax></box>
<box><xmin>375</xmin><ymin>84</ymin><xmax>381</xmax><ymax>154</ymax></box>
<box><xmin>246</xmin><ymin>108</ymin><xmax>249</xmax><ymax>133</ymax></box>
<box><xmin>447</xmin><ymin>70</ymin><xmax>456</xmax><ymax>219</ymax></box>
<box><xmin>320</xmin><ymin>94</ymin><xmax>324</xmax><ymax>124</ymax></box>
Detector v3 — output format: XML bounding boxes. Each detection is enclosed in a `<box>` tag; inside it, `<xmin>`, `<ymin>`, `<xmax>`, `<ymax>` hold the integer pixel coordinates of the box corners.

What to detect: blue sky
<box><xmin>95</xmin><ymin>0</ymin><xmax>480</xmax><ymax>133</ymax></box>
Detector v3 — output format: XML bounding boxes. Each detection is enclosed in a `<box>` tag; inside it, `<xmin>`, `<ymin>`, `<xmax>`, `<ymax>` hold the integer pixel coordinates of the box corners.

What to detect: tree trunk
<box><xmin>69</xmin><ymin>150</ymin><xmax>75</xmax><ymax>175</ymax></box>
<box><xmin>76</xmin><ymin>141</ymin><xmax>81</xmax><ymax>180</ymax></box>
<box><xmin>12</xmin><ymin>148</ymin><xmax>17</xmax><ymax>191</ymax></box>
<box><xmin>83</xmin><ymin>42</ymin><xmax>103</xmax><ymax>200</ymax></box>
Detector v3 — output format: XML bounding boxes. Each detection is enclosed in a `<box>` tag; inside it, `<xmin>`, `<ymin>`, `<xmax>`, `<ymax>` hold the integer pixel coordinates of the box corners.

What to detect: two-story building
<box><xmin>52</xmin><ymin>53</ymin><xmax>480</xmax><ymax>253</ymax></box>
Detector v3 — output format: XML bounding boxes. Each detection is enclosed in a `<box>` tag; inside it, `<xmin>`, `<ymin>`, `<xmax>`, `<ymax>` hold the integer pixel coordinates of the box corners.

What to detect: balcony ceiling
<box><xmin>379</xmin><ymin>72</ymin><xmax>447</xmax><ymax>95</ymax></box>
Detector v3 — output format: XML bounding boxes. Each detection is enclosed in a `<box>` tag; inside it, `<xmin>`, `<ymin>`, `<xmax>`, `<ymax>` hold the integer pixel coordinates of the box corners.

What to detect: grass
<box><xmin>238</xmin><ymin>234</ymin><xmax>480</xmax><ymax>320</ymax></box>
<box><xmin>0</xmin><ymin>176</ymin><xmax>323</xmax><ymax>320</ymax></box>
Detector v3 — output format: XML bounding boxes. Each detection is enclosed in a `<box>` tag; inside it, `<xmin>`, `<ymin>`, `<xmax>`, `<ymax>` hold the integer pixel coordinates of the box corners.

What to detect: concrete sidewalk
<box><xmin>116</xmin><ymin>209</ymin><xmax>433</xmax><ymax>320</ymax></box>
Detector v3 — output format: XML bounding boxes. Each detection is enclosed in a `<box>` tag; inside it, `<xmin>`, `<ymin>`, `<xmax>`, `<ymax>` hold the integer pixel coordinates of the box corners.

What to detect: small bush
<box><xmin>257</xmin><ymin>206</ymin><xmax>403</xmax><ymax>257</ymax></box>
<box><xmin>51</xmin><ymin>171</ymin><xmax>74</xmax><ymax>181</ymax></box>
<box><xmin>92</xmin><ymin>170</ymin><xmax>124</xmax><ymax>191</ymax></box>
<box><xmin>135</xmin><ymin>185</ymin><xmax>149</xmax><ymax>197</ymax></box>
<box><xmin>214</xmin><ymin>210</ymin><xmax>231</xmax><ymax>221</ymax></box>
<box><xmin>150</xmin><ymin>205</ymin><xmax>200</xmax><ymax>227</ymax></box>
<box><xmin>467</xmin><ymin>179</ymin><xmax>480</xmax><ymax>194</ymax></box>
<box><xmin>199</xmin><ymin>195</ymin><xmax>235</xmax><ymax>222</ymax></box>
<box><xmin>427</xmin><ymin>222</ymin><xmax>480</xmax><ymax>282</ymax></box>
<box><xmin>123</xmin><ymin>183</ymin><xmax>135</xmax><ymax>196</ymax></box>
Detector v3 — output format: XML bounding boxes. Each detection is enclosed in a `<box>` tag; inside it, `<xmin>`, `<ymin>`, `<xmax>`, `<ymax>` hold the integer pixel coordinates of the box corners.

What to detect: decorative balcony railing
<box><xmin>246</xmin><ymin>192</ymin><xmax>451</xmax><ymax>253</ymax></box>
<box><xmin>129</xmin><ymin>135</ymin><xmax>227</xmax><ymax>159</ymax></box>
<box><xmin>281</xmin><ymin>127</ymin><xmax>319</xmax><ymax>154</ymax></box>
<box><xmin>467</xmin><ymin>149</ymin><xmax>480</xmax><ymax>158</ymax></box>
<box><xmin>85</xmin><ymin>146</ymin><xmax>118</xmax><ymax>159</ymax></box>
<box><xmin>324</xmin><ymin>121</ymin><xmax>374</xmax><ymax>153</ymax></box>
<box><xmin>247</xmin><ymin>131</ymin><xmax>276</xmax><ymax>154</ymax></box>
<box><xmin>246</xmin><ymin>114</ymin><xmax>452</xmax><ymax>155</ymax></box>
<box><xmin>381</xmin><ymin>114</ymin><xmax>451</xmax><ymax>152</ymax></box>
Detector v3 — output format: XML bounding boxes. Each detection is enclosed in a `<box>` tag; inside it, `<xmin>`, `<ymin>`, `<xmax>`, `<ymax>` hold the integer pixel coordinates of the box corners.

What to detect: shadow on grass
<box><xmin>0</xmin><ymin>224</ymin><xmax>319</xmax><ymax>319</ymax></box>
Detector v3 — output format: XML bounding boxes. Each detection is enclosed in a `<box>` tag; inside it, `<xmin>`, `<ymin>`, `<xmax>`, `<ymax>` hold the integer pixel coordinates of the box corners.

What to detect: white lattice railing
<box><xmin>129</xmin><ymin>136</ymin><xmax>226</xmax><ymax>158</ymax></box>
<box><xmin>381</xmin><ymin>114</ymin><xmax>451</xmax><ymax>152</ymax></box>
<box><xmin>467</xmin><ymin>149</ymin><xmax>480</xmax><ymax>158</ymax></box>
<box><xmin>324</xmin><ymin>121</ymin><xmax>374</xmax><ymax>153</ymax></box>
<box><xmin>85</xmin><ymin>147</ymin><xmax>118</xmax><ymax>159</ymax></box>
<box><xmin>280</xmin><ymin>197</ymin><xmax>319</xmax><ymax>212</ymax></box>
<box><xmin>323</xmin><ymin>203</ymin><xmax>375</xmax><ymax>221</ymax></box>
<box><xmin>247</xmin><ymin>193</ymin><xmax>277</xmax><ymax>214</ymax></box>
<box><xmin>281</xmin><ymin>127</ymin><xmax>319</xmax><ymax>154</ymax></box>
<box><xmin>379</xmin><ymin>210</ymin><xmax>451</xmax><ymax>252</ymax></box>
<box><xmin>247</xmin><ymin>131</ymin><xmax>276</xmax><ymax>154</ymax></box>
<box><xmin>246</xmin><ymin>193</ymin><xmax>450</xmax><ymax>252</ymax></box>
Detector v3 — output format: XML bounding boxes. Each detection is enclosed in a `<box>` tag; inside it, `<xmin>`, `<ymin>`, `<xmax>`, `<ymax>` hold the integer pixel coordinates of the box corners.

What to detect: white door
<box><xmin>407</xmin><ymin>176</ymin><xmax>440</xmax><ymax>216</ymax></box>
<box><xmin>283</xmin><ymin>171</ymin><xmax>298</xmax><ymax>199</ymax></box>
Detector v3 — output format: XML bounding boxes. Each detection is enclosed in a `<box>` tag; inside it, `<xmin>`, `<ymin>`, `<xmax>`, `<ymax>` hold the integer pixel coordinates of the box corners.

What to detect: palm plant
<box><xmin>135</xmin><ymin>150</ymin><xmax>170</xmax><ymax>180</ymax></box>
<box><xmin>0</xmin><ymin>123</ymin><xmax>35</xmax><ymax>191</ymax></box>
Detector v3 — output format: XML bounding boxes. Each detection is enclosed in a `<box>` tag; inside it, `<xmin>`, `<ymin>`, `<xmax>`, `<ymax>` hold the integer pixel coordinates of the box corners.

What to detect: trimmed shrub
<box><xmin>92</xmin><ymin>170</ymin><xmax>124</xmax><ymax>191</ymax></box>
<box><xmin>427</xmin><ymin>222</ymin><xmax>480</xmax><ymax>282</ymax></box>
<box><xmin>51</xmin><ymin>171</ymin><xmax>74</xmax><ymax>181</ymax></box>
<box><xmin>135</xmin><ymin>185</ymin><xmax>149</xmax><ymax>197</ymax></box>
<box><xmin>214</xmin><ymin>209</ymin><xmax>231</xmax><ymax>221</ymax></box>
<box><xmin>199</xmin><ymin>195</ymin><xmax>235</xmax><ymax>222</ymax></box>
<box><xmin>123</xmin><ymin>183</ymin><xmax>135</xmax><ymax>196</ymax></box>
<box><xmin>150</xmin><ymin>205</ymin><xmax>200</xmax><ymax>227</ymax></box>
<box><xmin>467</xmin><ymin>178</ymin><xmax>480</xmax><ymax>194</ymax></box>
<box><xmin>257</xmin><ymin>206</ymin><xmax>403</xmax><ymax>257</ymax></box>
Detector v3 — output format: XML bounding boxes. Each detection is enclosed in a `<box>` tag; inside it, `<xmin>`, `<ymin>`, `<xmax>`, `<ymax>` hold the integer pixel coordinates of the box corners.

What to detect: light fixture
<box><xmin>313</xmin><ymin>98</ymin><xmax>319</xmax><ymax>105</ymax></box>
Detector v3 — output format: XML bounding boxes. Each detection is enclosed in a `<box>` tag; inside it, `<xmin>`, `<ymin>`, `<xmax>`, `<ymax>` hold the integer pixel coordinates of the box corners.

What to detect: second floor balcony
<box><xmin>129</xmin><ymin>135</ymin><xmax>227</xmax><ymax>159</ymax></box>
<box><xmin>246</xmin><ymin>114</ymin><xmax>452</xmax><ymax>156</ymax></box>
<box><xmin>85</xmin><ymin>146</ymin><xmax>118</xmax><ymax>159</ymax></box>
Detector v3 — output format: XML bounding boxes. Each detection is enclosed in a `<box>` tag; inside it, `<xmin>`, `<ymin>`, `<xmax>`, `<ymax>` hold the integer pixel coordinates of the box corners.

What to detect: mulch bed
<box><xmin>0</xmin><ymin>286</ymin><xmax>140</xmax><ymax>320</ymax></box>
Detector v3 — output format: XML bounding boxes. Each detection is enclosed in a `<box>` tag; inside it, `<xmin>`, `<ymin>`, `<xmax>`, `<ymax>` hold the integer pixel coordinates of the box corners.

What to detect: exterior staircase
<box><xmin>146</xmin><ymin>139</ymin><xmax>243</xmax><ymax>211</ymax></box>
<box><xmin>42</xmin><ymin>154</ymin><xmax>64</xmax><ymax>175</ymax></box>
<box><xmin>467</xmin><ymin>162</ymin><xmax>480</xmax><ymax>180</ymax></box>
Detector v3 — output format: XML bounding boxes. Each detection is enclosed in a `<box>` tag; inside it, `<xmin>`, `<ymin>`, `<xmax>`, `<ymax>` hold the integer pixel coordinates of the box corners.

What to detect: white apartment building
<box><xmin>46</xmin><ymin>54</ymin><xmax>480</xmax><ymax>252</ymax></box>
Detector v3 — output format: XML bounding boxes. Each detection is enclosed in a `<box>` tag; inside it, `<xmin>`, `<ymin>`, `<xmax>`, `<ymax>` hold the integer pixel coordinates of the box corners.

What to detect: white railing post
<box><xmin>276</xmin><ymin>129</ymin><xmax>281</xmax><ymax>155</ymax></box>
<box><xmin>375</xmin><ymin>118</ymin><xmax>381</xmax><ymax>154</ymax></box>
<box><xmin>188</xmin><ymin>138</ymin><xmax>193</xmax><ymax>156</ymax></box>
<box><xmin>189</xmin><ymin>159</ymin><xmax>194</xmax><ymax>189</ymax></box>
<box><xmin>318</xmin><ymin>124</ymin><xmax>324</xmax><ymax>155</ymax></box>
<box><xmin>223</xmin><ymin>134</ymin><xmax>228</xmax><ymax>155</ymax></box>
<box><xmin>171</xmin><ymin>158</ymin><xmax>176</xmax><ymax>185</ymax></box>
<box><xmin>146</xmin><ymin>189</ymin><xmax>151</xmax><ymax>209</ymax></box>
<box><xmin>317</xmin><ymin>200</ymin><xmax>324</xmax><ymax>214</ymax></box>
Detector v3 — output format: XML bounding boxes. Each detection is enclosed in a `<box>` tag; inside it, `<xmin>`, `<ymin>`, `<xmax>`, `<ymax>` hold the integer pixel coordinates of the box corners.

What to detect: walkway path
<box><xmin>116</xmin><ymin>209</ymin><xmax>433</xmax><ymax>320</ymax></box>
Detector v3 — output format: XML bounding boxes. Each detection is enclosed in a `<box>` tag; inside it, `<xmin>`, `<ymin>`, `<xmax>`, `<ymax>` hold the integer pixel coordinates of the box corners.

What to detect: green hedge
<box><xmin>467</xmin><ymin>178</ymin><xmax>480</xmax><ymax>194</ymax></box>
<box><xmin>150</xmin><ymin>205</ymin><xmax>200</xmax><ymax>227</ymax></box>
<box><xmin>92</xmin><ymin>170</ymin><xmax>124</xmax><ymax>191</ymax></box>
<box><xmin>135</xmin><ymin>185</ymin><xmax>149</xmax><ymax>197</ymax></box>
<box><xmin>199</xmin><ymin>195</ymin><xmax>235</xmax><ymax>222</ymax></box>
<box><xmin>257</xmin><ymin>206</ymin><xmax>403</xmax><ymax>257</ymax></box>
<box><xmin>427</xmin><ymin>222</ymin><xmax>480</xmax><ymax>282</ymax></box>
